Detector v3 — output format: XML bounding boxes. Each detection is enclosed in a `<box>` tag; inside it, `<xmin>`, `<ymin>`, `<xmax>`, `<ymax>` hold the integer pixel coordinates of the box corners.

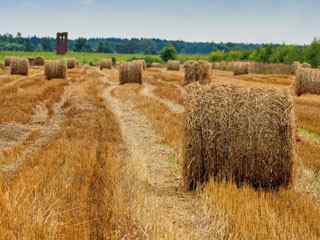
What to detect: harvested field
<box><xmin>0</xmin><ymin>65</ymin><xmax>320</xmax><ymax>239</ymax></box>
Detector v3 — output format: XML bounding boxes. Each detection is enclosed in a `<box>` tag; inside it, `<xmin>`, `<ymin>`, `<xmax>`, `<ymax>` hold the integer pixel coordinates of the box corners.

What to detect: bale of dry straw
<box><xmin>133</xmin><ymin>60</ymin><xmax>146</xmax><ymax>71</ymax></box>
<box><xmin>183</xmin><ymin>82</ymin><xmax>295</xmax><ymax>191</ymax></box>
<box><xmin>10</xmin><ymin>58</ymin><xmax>29</xmax><ymax>76</ymax></box>
<box><xmin>119</xmin><ymin>62</ymin><xmax>142</xmax><ymax>85</ymax></box>
<box><xmin>4</xmin><ymin>57</ymin><xmax>12</xmax><ymax>67</ymax></box>
<box><xmin>33</xmin><ymin>57</ymin><xmax>45</xmax><ymax>66</ymax></box>
<box><xmin>248</xmin><ymin>63</ymin><xmax>294</xmax><ymax>75</ymax></box>
<box><xmin>295</xmin><ymin>67</ymin><xmax>320</xmax><ymax>96</ymax></box>
<box><xmin>167</xmin><ymin>60</ymin><xmax>180</xmax><ymax>71</ymax></box>
<box><xmin>184</xmin><ymin>60</ymin><xmax>212</xmax><ymax>85</ymax></box>
<box><xmin>67</xmin><ymin>59</ymin><xmax>78</xmax><ymax>69</ymax></box>
<box><xmin>44</xmin><ymin>60</ymin><xmax>67</xmax><ymax>80</ymax></box>
<box><xmin>233</xmin><ymin>62</ymin><xmax>249</xmax><ymax>75</ymax></box>
<box><xmin>99</xmin><ymin>59</ymin><xmax>112</xmax><ymax>70</ymax></box>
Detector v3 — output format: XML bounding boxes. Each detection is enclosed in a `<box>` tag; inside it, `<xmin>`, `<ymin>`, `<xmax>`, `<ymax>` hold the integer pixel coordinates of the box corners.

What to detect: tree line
<box><xmin>0</xmin><ymin>32</ymin><xmax>266</xmax><ymax>54</ymax></box>
<box><xmin>209</xmin><ymin>39</ymin><xmax>320</xmax><ymax>67</ymax></box>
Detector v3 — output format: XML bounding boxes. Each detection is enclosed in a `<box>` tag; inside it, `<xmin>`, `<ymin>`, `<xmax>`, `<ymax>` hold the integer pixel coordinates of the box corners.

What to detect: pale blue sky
<box><xmin>0</xmin><ymin>0</ymin><xmax>319</xmax><ymax>44</ymax></box>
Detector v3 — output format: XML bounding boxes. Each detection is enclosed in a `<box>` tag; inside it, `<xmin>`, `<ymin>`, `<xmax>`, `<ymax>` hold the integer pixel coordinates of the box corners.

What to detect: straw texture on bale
<box><xmin>134</xmin><ymin>60</ymin><xmax>146</xmax><ymax>70</ymax></box>
<box><xmin>4</xmin><ymin>57</ymin><xmax>12</xmax><ymax>67</ymax></box>
<box><xmin>99</xmin><ymin>59</ymin><xmax>112</xmax><ymax>70</ymax></box>
<box><xmin>295</xmin><ymin>67</ymin><xmax>320</xmax><ymax>96</ymax></box>
<box><xmin>10</xmin><ymin>58</ymin><xmax>29</xmax><ymax>76</ymax></box>
<box><xmin>33</xmin><ymin>57</ymin><xmax>45</xmax><ymax>66</ymax></box>
<box><xmin>167</xmin><ymin>60</ymin><xmax>180</xmax><ymax>71</ymax></box>
<box><xmin>183</xmin><ymin>82</ymin><xmax>295</xmax><ymax>191</ymax></box>
<box><xmin>184</xmin><ymin>60</ymin><xmax>212</xmax><ymax>85</ymax></box>
<box><xmin>44</xmin><ymin>60</ymin><xmax>67</xmax><ymax>80</ymax></box>
<box><xmin>233</xmin><ymin>62</ymin><xmax>249</xmax><ymax>75</ymax></box>
<box><xmin>67</xmin><ymin>59</ymin><xmax>78</xmax><ymax>69</ymax></box>
<box><xmin>119</xmin><ymin>62</ymin><xmax>142</xmax><ymax>85</ymax></box>
<box><xmin>292</xmin><ymin>61</ymin><xmax>301</xmax><ymax>74</ymax></box>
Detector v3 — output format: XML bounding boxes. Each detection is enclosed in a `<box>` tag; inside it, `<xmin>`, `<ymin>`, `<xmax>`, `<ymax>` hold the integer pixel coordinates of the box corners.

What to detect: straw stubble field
<box><xmin>0</xmin><ymin>63</ymin><xmax>320</xmax><ymax>239</ymax></box>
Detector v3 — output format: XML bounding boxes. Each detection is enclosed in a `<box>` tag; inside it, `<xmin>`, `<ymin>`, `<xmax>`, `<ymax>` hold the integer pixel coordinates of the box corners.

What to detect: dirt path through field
<box><xmin>103</xmin><ymin>82</ymin><xmax>226</xmax><ymax>239</ymax></box>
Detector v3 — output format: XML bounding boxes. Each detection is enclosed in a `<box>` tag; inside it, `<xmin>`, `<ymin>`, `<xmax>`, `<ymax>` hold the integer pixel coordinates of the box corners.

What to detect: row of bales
<box><xmin>212</xmin><ymin>61</ymin><xmax>295</xmax><ymax>75</ymax></box>
<box><xmin>0</xmin><ymin>56</ymin><xmax>307</xmax><ymax>192</ymax></box>
<box><xmin>3</xmin><ymin>57</ymin><xmax>78</xmax><ymax>79</ymax></box>
<box><xmin>113</xmin><ymin>59</ymin><xmax>298</xmax><ymax>192</ymax></box>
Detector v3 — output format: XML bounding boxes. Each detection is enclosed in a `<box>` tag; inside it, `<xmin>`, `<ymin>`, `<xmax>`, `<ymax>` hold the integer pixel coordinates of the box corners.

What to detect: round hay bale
<box><xmin>99</xmin><ymin>59</ymin><xmax>112</xmax><ymax>70</ymax></box>
<box><xmin>67</xmin><ymin>59</ymin><xmax>78</xmax><ymax>69</ymax></box>
<box><xmin>119</xmin><ymin>62</ymin><xmax>142</xmax><ymax>85</ymax></box>
<box><xmin>183</xmin><ymin>82</ymin><xmax>295</xmax><ymax>191</ymax></box>
<box><xmin>133</xmin><ymin>60</ymin><xmax>146</xmax><ymax>71</ymax></box>
<box><xmin>233</xmin><ymin>62</ymin><xmax>249</xmax><ymax>75</ymax></box>
<box><xmin>295</xmin><ymin>68</ymin><xmax>320</xmax><ymax>96</ymax></box>
<box><xmin>33</xmin><ymin>57</ymin><xmax>45</xmax><ymax>66</ymax></box>
<box><xmin>44</xmin><ymin>60</ymin><xmax>67</xmax><ymax>80</ymax></box>
<box><xmin>4</xmin><ymin>57</ymin><xmax>12</xmax><ymax>67</ymax></box>
<box><xmin>167</xmin><ymin>60</ymin><xmax>180</xmax><ymax>71</ymax></box>
<box><xmin>184</xmin><ymin>60</ymin><xmax>211</xmax><ymax>85</ymax></box>
<box><xmin>10</xmin><ymin>58</ymin><xmax>29</xmax><ymax>76</ymax></box>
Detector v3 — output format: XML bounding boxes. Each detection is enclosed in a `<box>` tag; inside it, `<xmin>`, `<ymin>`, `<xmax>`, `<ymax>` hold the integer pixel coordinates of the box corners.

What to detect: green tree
<box><xmin>160</xmin><ymin>44</ymin><xmax>177</xmax><ymax>62</ymax></box>
<box><xmin>74</xmin><ymin>37</ymin><xmax>87</xmax><ymax>52</ymax></box>
<box><xmin>209</xmin><ymin>51</ymin><xmax>225</xmax><ymax>62</ymax></box>
<box><xmin>96</xmin><ymin>42</ymin><xmax>113</xmax><ymax>53</ymax></box>
<box><xmin>304</xmin><ymin>38</ymin><xmax>320</xmax><ymax>67</ymax></box>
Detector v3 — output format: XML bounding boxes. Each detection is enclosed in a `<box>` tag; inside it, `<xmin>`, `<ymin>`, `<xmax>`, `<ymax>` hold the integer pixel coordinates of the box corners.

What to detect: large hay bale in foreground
<box><xmin>44</xmin><ymin>60</ymin><xmax>67</xmax><ymax>80</ymax></box>
<box><xmin>184</xmin><ymin>60</ymin><xmax>211</xmax><ymax>85</ymax></box>
<box><xmin>99</xmin><ymin>59</ymin><xmax>112</xmax><ymax>70</ymax></box>
<box><xmin>4</xmin><ymin>57</ymin><xmax>12</xmax><ymax>67</ymax></box>
<box><xmin>183</xmin><ymin>82</ymin><xmax>295</xmax><ymax>191</ymax></box>
<box><xmin>167</xmin><ymin>60</ymin><xmax>180</xmax><ymax>71</ymax></box>
<box><xmin>295</xmin><ymin>68</ymin><xmax>320</xmax><ymax>96</ymax></box>
<box><xmin>67</xmin><ymin>59</ymin><xmax>78</xmax><ymax>69</ymax></box>
<box><xmin>10</xmin><ymin>58</ymin><xmax>29</xmax><ymax>76</ymax></box>
<box><xmin>119</xmin><ymin>62</ymin><xmax>142</xmax><ymax>85</ymax></box>
<box><xmin>33</xmin><ymin>57</ymin><xmax>45</xmax><ymax>66</ymax></box>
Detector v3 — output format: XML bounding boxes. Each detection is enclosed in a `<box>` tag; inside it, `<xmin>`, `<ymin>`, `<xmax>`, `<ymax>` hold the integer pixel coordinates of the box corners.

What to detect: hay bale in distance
<box><xmin>295</xmin><ymin>67</ymin><xmax>320</xmax><ymax>96</ymax></box>
<box><xmin>4</xmin><ymin>57</ymin><xmax>12</xmax><ymax>67</ymax></box>
<box><xmin>184</xmin><ymin>60</ymin><xmax>212</xmax><ymax>85</ymax></box>
<box><xmin>233</xmin><ymin>62</ymin><xmax>249</xmax><ymax>75</ymax></box>
<box><xmin>119</xmin><ymin>62</ymin><xmax>142</xmax><ymax>85</ymax></box>
<box><xmin>167</xmin><ymin>60</ymin><xmax>180</xmax><ymax>71</ymax></box>
<box><xmin>44</xmin><ymin>60</ymin><xmax>67</xmax><ymax>80</ymax></box>
<box><xmin>33</xmin><ymin>57</ymin><xmax>45</xmax><ymax>66</ymax></box>
<box><xmin>183</xmin><ymin>82</ymin><xmax>295</xmax><ymax>191</ymax></box>
<box><xmin>67</xmin><ymin>59</ymin><xmax>78</xmax><ymax>69</ymax></box>
<box><xmin>10</xmin><ymin>58</ymin><xmax>29</xmax><ymax>76</ymax></box>
<box><xmin>99</xmin><ymin>59</ymin><xmax>112</xmax><ymax>70</ymax></box>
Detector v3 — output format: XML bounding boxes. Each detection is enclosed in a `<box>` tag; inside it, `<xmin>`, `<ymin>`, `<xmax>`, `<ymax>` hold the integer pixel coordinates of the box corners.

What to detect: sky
<box><xmin>0</xmin><ymin>0</ymin><xmax>319</xmax><ymax>44</ymax></box>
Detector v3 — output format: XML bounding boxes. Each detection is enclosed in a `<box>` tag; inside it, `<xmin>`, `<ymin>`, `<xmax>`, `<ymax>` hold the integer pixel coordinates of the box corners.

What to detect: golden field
<box><xmin>0</xmin><ymin>64</ymin><xmax>319</xmax><ymax>239</ymax></box>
